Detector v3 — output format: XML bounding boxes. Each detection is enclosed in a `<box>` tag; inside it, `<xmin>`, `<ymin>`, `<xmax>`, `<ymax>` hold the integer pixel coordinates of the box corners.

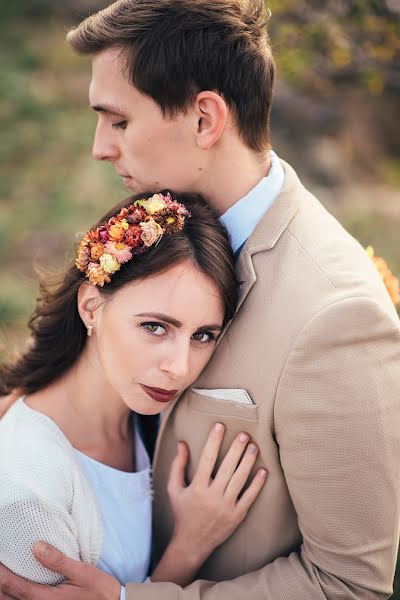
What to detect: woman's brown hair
<box><xmin>0</xmin><ymin>192</ymin><xmax>238</xmax><ymax>395</ymax></box>
<box><xmin>67</xmin><ymin>0</ymin><xmax>275</xmax><ymax>153</ymax></box>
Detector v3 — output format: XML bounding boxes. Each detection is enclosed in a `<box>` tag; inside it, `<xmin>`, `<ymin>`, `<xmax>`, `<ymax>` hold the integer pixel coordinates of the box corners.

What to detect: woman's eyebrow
<box><xmin>135</xmin><ymin>312</ymin><xmax>222</xmax><ymax>331</ymax></box>
<box><xmin>135</xmin><ymin>312</ymin><xmax>182</xmax><ymax>327</ymax></box>
<box><xmin>196</xmin><ymin>324</ymin><xmax>223</xmax><ymax>332</ymax></box>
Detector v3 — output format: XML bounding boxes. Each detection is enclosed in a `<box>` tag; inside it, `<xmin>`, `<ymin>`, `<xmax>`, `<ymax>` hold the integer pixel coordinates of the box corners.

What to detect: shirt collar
<box><xmin>219</xmin><ymin>150</ymin><xmax>284</xmax><ymax>253</ymax></box>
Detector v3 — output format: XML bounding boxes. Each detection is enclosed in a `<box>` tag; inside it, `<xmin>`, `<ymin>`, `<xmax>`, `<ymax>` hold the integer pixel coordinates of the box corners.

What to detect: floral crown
<box><xmin>75</xmin><ymin>192</ymin><xmax>190</xmax><ymax>286</ymax></box>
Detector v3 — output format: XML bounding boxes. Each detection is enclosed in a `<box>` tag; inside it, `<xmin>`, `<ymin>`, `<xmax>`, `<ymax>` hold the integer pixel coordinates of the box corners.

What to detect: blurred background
<box><xmin>0</xmin><ymin>0</ymin><xmax>399</xmax><ymax>595</ymax></box>
<box><xmin>1</xmin><ymin>0</ymin><xmax>399</xmax><ymax>353</ymax></box>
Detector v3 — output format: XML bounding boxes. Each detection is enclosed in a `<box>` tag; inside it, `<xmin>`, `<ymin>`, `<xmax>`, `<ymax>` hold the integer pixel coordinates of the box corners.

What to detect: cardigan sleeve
<box><xmin>0</xmin><ymin>473</ymin><xmax>81</xmax><ymax>584</ymax></box>
<box><xmin>0</xmin><ymin>402</ymin><xmax>102</xmax><ymax>584</ymax></box>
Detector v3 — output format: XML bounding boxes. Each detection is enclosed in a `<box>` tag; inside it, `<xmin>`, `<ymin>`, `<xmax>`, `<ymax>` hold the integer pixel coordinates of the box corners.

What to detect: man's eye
<box><xmin>192</xmin><ymin>331</ymin><xmax>216</xmax><ymax>344</ymax></box>
<box><xmin>142</xmin><ymin>322</ymin><xmax>166</xmax><ymax>336</ymax></box>
<box><xmin>112</xmin><ymin>120</ymin><xmax>128</xmax><ymax>130</ymax></box>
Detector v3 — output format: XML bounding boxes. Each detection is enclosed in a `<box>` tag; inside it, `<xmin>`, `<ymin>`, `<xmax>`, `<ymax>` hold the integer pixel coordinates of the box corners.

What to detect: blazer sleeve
<box><xmin>125</xmin><ymin>296</ymin><xmax>400</xmax><ymax>600</ymax></box>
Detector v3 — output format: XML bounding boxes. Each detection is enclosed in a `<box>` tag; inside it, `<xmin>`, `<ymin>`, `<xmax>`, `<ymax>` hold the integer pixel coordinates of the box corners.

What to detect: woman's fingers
<box><xmin>192</xmin><ymin>423</ymin><xmax>225</xmax><ymax>486</ymax></box>
<box><xmin>236</xmin><ymin>468</ymin><xmax>268</xmax><ymax>515</ymax></box>
<box><xmin>224</xmin><ymin>442</ymin><xmax>259</xmax><ymax>501</ymax></box>
<box><xmin>167</xmin><ymin>442</ymin><xmax>189</xmax><ymax>497</ymax></box>
<box><xmin>212</xmin><ymin>431</ymin><xmax>250</xmax><ymax>491</ymax></box>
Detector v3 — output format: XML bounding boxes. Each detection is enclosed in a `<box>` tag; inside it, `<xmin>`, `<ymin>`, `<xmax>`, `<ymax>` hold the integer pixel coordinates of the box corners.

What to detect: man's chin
<box><xmin>121</xmin><ymin>176</ymin><xmax>167</xmax><ymax>195</ymax></box>
<box><xmin>122</xmin><ymin>175</ymin><xmax>136</xmax><ymax>189</ymax></box>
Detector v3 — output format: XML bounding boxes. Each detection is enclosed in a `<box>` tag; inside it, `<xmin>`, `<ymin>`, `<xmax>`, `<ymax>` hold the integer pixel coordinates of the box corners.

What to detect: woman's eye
<box><xmin>142</xmin><ymin>322</ymin><xmax>166</xmax><ymax>336</ymax></box>
<box><xmin>112</xmin><ymin>120</ymin><xmax>128</xmax><ymax>130</ymax></box>
<box><xmin>192</xmin><ymin>331</ymin><xmax>216</xmax><ymax>344</ymax></box>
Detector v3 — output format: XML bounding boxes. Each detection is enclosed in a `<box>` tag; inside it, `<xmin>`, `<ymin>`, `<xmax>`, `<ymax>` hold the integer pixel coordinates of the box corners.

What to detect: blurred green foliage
<box><xmin>268</xmin><ymin>0</ymin><xmax>400</xmax><ymax>95</ymax></box>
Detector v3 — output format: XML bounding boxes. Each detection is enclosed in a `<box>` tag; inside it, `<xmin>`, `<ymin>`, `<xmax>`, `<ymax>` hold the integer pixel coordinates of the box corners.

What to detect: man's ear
<box><xmin>77</xmin><ymin>283</ymin><xmax>102</xmax><ymax>330</ymax></box>
<box><xmin>194</xmin><ymin>91</ymin><xmax>228</xmax><ymax>151</ymax></box>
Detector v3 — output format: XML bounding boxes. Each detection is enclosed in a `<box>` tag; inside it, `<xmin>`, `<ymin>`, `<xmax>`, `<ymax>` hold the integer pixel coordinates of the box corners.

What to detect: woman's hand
<box><xmin>151</xmin><ymin>423</ymin><xmax>267</xmax><ymax>586</ymax></box>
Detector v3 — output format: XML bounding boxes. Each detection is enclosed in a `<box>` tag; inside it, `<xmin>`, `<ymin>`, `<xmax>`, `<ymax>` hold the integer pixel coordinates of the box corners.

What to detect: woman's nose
<box><xmin>92</xmin><ymin>121</ymin><xmax>119</xmax><ymax>161</ymax></box>
<box><xmin>160</xmin><ymin>340</ymin><xmax>191</xmax><ymax>380</ymax></box>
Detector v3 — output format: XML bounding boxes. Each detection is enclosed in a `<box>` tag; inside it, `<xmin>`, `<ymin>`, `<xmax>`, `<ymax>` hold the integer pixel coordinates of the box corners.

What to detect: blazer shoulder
<box><xmin>282</xmin><ymin>187</ymin><xmax>396</xmax><ymax>315</ymax></box>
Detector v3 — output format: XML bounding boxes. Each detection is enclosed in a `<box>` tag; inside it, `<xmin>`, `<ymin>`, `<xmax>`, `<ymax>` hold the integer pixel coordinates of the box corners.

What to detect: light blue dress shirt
<box><xmin>220</xmin><ymin>150</ymin><xmax>284</xmax><ymax>253</ymax></box>
<box><xmin>120</xmin><ymin>152</ymin><xmax>284</xmax><ymax>600</ymax></box>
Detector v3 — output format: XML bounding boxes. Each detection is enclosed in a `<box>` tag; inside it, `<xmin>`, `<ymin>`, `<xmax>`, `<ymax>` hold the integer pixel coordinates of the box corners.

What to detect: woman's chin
<box><xmin>124</xmin><ymin>396</ymin><xmax>166</xmax><ymax>416</ymax></box>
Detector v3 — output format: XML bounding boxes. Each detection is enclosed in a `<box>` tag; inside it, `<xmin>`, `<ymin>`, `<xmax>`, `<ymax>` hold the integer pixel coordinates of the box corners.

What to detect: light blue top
<box><xmin>74</xmin><ymin>418</ymin><xmax>152</xmax><ymax>589</ymax></box>
<box><xmin>219</xmin><ymin>150</ymin><xmax>284</xmax><ymax>253</ymax></box>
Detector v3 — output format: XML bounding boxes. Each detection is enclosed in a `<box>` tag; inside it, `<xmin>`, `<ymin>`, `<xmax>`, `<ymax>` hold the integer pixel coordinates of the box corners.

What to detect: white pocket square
<box><xmin>191</xmin><ymin>388</ymin><xmax>255</xmax><ymax>406</ymax></box>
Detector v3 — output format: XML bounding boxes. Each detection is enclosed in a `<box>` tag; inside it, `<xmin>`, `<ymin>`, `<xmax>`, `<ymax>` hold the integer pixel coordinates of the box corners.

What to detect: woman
<box><xmin>0</xmin><ymin>191</ymin><xmax>267</xmax><ymax>588</ymax></box>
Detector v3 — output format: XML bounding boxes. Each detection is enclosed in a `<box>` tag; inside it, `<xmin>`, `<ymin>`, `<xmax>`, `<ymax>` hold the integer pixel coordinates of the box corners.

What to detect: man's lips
<box><xmin>140</xmin><ymin>384</ymin><xmax>178</xmax><ymax>404</ymax></box>
<box><xmin>117</xmin><ymin>171</ymin><xmax>133</xmax><ymax>184</ymax></box>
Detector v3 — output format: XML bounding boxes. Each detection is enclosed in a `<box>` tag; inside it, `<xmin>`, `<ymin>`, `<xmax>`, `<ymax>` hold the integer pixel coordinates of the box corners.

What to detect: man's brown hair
<box><xmin>67</xmin><ymin>0</ymin><xmax>275</xmax><ymax>152</ymax></box>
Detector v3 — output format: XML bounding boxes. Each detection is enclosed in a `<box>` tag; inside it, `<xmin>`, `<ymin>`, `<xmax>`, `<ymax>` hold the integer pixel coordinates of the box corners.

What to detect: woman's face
<box><xmin>89</xmin><ymin>260</ymin><xmax>225</xmax><ymax>414</ymax></box>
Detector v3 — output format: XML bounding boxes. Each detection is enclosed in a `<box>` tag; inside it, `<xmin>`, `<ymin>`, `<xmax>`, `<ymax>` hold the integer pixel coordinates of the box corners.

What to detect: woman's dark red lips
<box><xmin>140</xmin><ymin>384</ymin><xmax>178</xmax><ymax>404</ymax></box>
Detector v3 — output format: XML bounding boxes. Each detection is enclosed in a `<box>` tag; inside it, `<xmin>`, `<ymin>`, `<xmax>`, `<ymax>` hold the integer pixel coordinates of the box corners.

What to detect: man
<box><xmin>1</xmin><ymin>1</ymin><xmax>400</xmax><ymax>599</ymax></box>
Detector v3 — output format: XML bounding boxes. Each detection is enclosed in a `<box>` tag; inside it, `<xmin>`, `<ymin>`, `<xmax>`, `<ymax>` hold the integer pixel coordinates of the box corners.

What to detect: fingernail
<box><xmin>239</xmin><ymin>433</ymin><xmax>249</xmax><ymax>443</ymax></box>
<box><xmin>35</xmin><ymin>541</ymin><xmax>49</xmax><ymax>558</ymax></box>
<box><xmin>258</xmin><ymin>468</ymin><xmax>268</xmax><ymax>479</ymax></box>
<box><xmin>215</xmin><ymin>423</ymin><xmax>223</xmax><ymax>433</ymax></box>
<box><xmin>248</xmin><ymin>443</ymin><xmax>258</xmax><ymax>454</ymax></box>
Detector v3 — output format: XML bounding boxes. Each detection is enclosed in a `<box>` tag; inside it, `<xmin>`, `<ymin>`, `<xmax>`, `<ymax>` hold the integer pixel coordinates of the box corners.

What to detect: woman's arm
<box><xmin>0</xmin><ymin>476</ymin><xmax>81</xmax><ymax>584</ymax></box>
<box><xmin>151</xmin><ymin>423</ymin><xmax>267</xmax><ymax>586</ymax></box>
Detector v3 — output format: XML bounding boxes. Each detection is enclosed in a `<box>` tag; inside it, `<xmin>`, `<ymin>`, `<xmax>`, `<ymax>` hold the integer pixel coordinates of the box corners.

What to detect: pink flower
<box><xmin>105</xmin><ymin>241</ymin><xmax>133</xmax><ymax>264</ymax></box>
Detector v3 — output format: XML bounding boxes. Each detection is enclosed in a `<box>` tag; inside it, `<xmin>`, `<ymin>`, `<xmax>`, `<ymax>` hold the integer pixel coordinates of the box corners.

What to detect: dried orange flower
<box><xmin>108</xmin><ymin>222</ymin><xmax>126</xmax><ymax>242</ymax></box>
<box><xmin>90</xmin><ymin>242</ymin><xmax>105</xmax><ymax>261</ymax></box>
<box><xmin>86</xmin><ymin>262</ymin><xmax>111</xmax><ymax>287</ymax></box>
<box><xmin>366</xmin><ymin>246</ymin><xmax>400</xmax><ymax>306</ymax></box>
<box><xmin>75</xmin><ymin>234</ymin><xmax>91</xmax><ymax>272</ymax></box>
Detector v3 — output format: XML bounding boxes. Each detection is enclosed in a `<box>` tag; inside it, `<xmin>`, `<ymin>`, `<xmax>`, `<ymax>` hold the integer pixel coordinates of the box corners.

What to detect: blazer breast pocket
<box><xmin>187</xmin><ymin>388</ymin><xmax>258</xmax><ymax>421</ymax></box>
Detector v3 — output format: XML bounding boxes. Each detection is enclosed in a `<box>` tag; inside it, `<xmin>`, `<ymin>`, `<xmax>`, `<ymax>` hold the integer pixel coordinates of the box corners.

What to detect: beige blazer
<box><xmin>127</xmin><ymin>161</ymin><xmax>400</xmax><ymax>600</ymax></box>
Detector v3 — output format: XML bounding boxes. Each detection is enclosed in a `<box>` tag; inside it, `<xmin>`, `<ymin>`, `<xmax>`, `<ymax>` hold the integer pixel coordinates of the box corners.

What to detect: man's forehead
<box><xmin>89</xmin><ymin>53</ymin><xmax>137</xmax><ymax>115</ymax></box>
<box><xmin>89</xmin><ymin>76</ymin><xmax>130</xmax><ymax>116</ymax></box>
<box><xmin>92</xmin><ymin>47</ymin><xmax>123</xmax><ymax>70</ymax></box>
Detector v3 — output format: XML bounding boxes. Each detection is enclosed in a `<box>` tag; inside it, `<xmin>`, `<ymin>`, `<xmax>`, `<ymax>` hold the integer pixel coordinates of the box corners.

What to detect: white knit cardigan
<box><xmin>0</xmin><ymin>397</ymin><xmax>103</xmax><ymax>584</ymax></box>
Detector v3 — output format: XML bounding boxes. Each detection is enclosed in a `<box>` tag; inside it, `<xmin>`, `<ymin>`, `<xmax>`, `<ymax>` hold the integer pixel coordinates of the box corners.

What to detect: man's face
<box><xmin>89</xmin><ymin>48</ymin><xmax>205</xmax><ymax>194</ymax></box>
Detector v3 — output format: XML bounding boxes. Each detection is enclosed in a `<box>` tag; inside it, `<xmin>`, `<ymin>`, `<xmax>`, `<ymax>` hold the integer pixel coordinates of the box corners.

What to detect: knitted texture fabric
<box><xmin>0</xmin><ymin>398</ymin><xmax>103</xmax><ymax>584</ymax></box>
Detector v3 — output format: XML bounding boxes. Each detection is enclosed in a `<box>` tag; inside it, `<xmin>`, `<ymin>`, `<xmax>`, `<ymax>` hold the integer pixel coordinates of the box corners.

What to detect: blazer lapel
<box><xmin>234</xmin><ymin>159</ymin><xmax>300</xmax><ymax>313</ymax></box>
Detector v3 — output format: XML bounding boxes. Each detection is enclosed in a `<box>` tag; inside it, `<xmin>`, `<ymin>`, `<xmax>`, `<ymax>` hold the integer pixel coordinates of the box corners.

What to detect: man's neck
<box><xmin>197</xmin><ymin>146</ymin><xmax>272</xmax><ymax>215</ymax></box>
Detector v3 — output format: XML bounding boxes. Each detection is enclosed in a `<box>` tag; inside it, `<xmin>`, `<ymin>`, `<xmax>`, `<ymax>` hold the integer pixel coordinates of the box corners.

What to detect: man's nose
<box><xmin>160</xmin><ymin>339</ymin><xmax>191</xmax><ymax>380</ymax></box>
<box><xmin>92</xmin><ymin>121</ymin><xmax>119</xmax><ymax>161</ymax></box>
